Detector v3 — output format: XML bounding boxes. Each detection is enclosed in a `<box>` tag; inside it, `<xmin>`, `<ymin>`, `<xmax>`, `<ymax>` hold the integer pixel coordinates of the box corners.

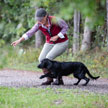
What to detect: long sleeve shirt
<box><xmin>22</xmin><ymin>16</ymin><xmax>68</xmax><ymax>41</ymax></box>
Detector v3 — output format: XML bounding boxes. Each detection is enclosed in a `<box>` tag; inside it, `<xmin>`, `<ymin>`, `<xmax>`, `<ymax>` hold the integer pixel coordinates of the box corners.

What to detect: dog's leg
<box><xmin>74</xmin><ymin>79</ymin><xmax>81</xmax><ymax>85</ymax></box>
<box><xmin>40</xmin><ymin>74</ymin><xmax>46</xmax><ymax>79</ymax></box>
<box><xmin>82</xmin><ymin>77</ymin><xmax>90</xmax><ymax>86</ymax></box>
<box><xmin>40</xmin><ymin>73</ymin><xmax>55</xmax><ymax>79</ymax></box>
<box><xmin>40</xmin><ymin>73</ymin><xmax>51</xmax><ymax>79</ymax></box>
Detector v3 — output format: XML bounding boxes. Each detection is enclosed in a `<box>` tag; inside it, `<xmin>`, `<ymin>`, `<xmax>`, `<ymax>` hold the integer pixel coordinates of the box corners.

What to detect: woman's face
<box><xmin>38</xmin><ymin>15</ymin><xmax>47</xmax><ymax>25</ymax></box>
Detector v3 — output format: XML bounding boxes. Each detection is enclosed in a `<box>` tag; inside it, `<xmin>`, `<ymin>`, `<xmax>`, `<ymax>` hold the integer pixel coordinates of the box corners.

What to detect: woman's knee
<box><xmin>46</xmin><ymin>55</ymin><xmax>55</xmax><ymax>60</ymax></box>
<box><xmin>38</xmin><ymin>56</ymin><xmax>45</xmax><ymax>63</ymax></box>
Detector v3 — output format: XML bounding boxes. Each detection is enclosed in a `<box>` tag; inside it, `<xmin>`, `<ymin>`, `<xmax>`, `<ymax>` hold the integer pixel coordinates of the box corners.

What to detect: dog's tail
<box><xmin>85</xmin><ymin>67</ymin><xmax>100</xmax><ymax>80</ymax></box>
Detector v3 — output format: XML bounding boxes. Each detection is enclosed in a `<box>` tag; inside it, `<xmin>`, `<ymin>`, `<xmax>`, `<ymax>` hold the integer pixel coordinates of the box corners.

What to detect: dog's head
<box><xmin>37</xmin><ymin>58</ymin><xmax>53</xmax><ymax>69</ymax></box>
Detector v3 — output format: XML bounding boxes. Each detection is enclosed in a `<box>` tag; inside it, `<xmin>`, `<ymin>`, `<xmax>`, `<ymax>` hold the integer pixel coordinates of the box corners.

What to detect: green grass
<box><xmin>0</xmin><ymin>45</ymin><xmax>108</xmax><ymax>77</ymax></box>
<box><xmin>0</xmin><ymin>87</ymin><xmax>108</xmax><ymax>108</ymax></box>
<box><xmin>0</xmin><ymin>45</ymin><xmax>108</xmax><ymax>108</ymax></box>
<box><xmin>6</xmin><ymin>62</ymin><xmax>41</xmax><ymax>72</ymax></box>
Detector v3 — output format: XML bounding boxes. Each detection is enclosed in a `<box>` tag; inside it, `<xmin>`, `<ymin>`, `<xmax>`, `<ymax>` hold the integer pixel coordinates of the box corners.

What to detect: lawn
<box><xmin>0</xmin><ymin>87</ymin><xmax>108</xmax><ymax>108</ymax></box>
<box><xmin>0</xmin><ymin>45</ymin><xmax>108</xmax><ymax>108</ymax></box>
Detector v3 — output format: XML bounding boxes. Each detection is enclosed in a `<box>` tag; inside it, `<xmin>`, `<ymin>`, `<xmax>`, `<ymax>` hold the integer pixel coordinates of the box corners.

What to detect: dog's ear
<box><xmin>47</xmin><ymin>60</ymin><xmax>53</xmax><ymax>69</ymax></box>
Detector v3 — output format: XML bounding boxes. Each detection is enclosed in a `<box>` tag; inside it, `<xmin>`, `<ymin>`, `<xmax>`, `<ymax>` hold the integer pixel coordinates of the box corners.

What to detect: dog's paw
<box><xmin>82</xmin><ymin>84</ymin><xmax>87</xmax><ymax>86</ymax></box>
<box><xmin>39</xmin><ymin>75</ymin><xmax>44</xmax><ymax>79</ymax></box>
<box><xmin>52</xmin><ymin>82</ymin><xmax>59</xmax><ymax>85</ymax></box>
<box><xmin>73</xmin><ymin>83</ymin><xmax>78</xmax><ymax>86</ymax></box>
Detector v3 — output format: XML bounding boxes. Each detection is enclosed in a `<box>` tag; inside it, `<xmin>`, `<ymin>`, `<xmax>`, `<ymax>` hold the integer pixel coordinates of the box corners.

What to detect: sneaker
<box><xmin>41</xmin><ymin>80</ymin><xmax>53</xmax><ymax>85</ymax></box>
<box><xmin>52</xmin><ymin>79</ymin><xmax>64</xmax><ymax>85</ymax></box>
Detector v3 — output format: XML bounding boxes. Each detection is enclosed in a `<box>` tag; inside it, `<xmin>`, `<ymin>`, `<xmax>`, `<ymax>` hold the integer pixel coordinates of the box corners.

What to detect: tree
<box><xmin>35</xmin><ymin>30</ymin><xmax>45</xmax><ymax>48</ymax></box>
<box><xmin>106</xmin><ymin>0</ymin><xmax>108</xmax><ymax>47</ymax></box>
<box><xmin>34</xmin><ymin>6</ymin><xmax>45</xmax><ymax>48</ymax></box>
<box><xmin>81</xmin><ymin>17</ymin><xmax>92</xmax><ymax>51</ymax></box>
<box><xmin>73</xmin><ymin>10</ymin><xmax>80</xmax><ymax>54</ymax></box>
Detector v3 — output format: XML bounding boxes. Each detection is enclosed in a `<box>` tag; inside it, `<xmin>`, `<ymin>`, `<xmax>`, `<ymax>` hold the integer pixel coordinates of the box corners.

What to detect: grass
<box><xmin>6</xmin><ymin>62</ymin><xmax>41</xmax><ymax>72</ymax></box>
<box><xmin>0</xmin><ymin>45</ymin><xmax>108</xmax><ymax>77</ymax></box>
<box><xmin>0</xmin><ymin>87</ymin><xmax>108</xmax><ymax>108</ymax></box>
<box><xmin>0</xmin><ymin>45</ymin><xmax>41</xmax><ymax>71</ymax></box>
<box><xmin>0</xmin><ymin>44</ymin><xmax>108</xmax><ymax>108</ymax></box>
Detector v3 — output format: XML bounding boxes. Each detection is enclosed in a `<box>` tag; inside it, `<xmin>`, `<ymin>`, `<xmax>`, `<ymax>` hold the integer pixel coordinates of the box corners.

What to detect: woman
<box><xmin>11</xmin><ymin>8</ymin><xmax>69</xmax><ymax>85</ymax></box>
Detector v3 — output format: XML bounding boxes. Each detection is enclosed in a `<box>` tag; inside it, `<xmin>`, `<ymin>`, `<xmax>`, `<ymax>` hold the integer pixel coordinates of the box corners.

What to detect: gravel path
<box><xmin>0</xmin><ymin>69</ymin><xmax>108</xmax><ymax>94</ymax></box>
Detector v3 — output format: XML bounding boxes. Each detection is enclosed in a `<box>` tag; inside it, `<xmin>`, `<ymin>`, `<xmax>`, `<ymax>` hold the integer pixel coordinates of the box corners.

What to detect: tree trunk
<box><xmin>73</xmin><ymin>10</ymin><xmax>80</xmax><ymax>54</ymax></box>
<box><xmin>35</xmin><ymin>30</ymin><xmax>45</xmax><ymax>48</ymax></box>
<box><xmin>81</xmin><ymin>17</ymin><xmax>92</xmax><ymax>51</ymax></box>
<box><xmin>34</xmin><ymin>7</ymin><xmax>45</xmax><ymax>48</ymax></box>
<box><xmin>106</xmin><ymin>0</ymin><xmax>108</xmax><ymax>47</ymax></box>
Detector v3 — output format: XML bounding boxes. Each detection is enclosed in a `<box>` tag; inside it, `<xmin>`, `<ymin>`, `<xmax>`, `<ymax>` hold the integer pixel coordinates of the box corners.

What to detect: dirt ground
<box><xmin>0</xmin><ymin>69</ymin><xmax>108</xmax><ymax>94</ymax></box>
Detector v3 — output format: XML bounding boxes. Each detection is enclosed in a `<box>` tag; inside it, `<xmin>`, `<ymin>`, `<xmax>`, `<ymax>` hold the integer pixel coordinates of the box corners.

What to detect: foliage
<box><xmin>31</xmin><ymin>0</ymin><xmax>106</xmax><ymax>24</ymax></box>
<box><xmin>0</xmin><ymin>0</ymin><xmax>106</xmax><ymax>48</ymax></box>
<box><xmin>31</xmin><ymin>0</ymin><xmax>106</xmax><ymax>47</ymax></box>
<box><xmin>0</xmin><ymin>0</ymin><xmax>35</xmax><ymax>43</ymax></box>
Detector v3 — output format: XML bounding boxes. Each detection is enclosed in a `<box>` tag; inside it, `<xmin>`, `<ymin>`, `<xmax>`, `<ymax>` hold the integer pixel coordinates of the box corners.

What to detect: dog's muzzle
<box><xmin>37</xmin><ymin>64</ymin><xmax>41</xmax><ymax>68</ymax></box>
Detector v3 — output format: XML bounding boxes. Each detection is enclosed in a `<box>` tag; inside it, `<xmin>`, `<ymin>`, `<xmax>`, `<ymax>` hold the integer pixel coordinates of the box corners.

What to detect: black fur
<box><xmin>38</xmin><ymin>58</ymin><xmax>100</xmax><ymax>86</ymax></box>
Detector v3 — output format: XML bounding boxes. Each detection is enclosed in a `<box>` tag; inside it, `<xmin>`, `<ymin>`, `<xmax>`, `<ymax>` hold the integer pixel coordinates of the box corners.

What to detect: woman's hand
<box><xmin>11</xmin><ymin>40</ymin><xmax>21</xmax><ymax>47</ymax></box>
<box><xmin>50</xmin><ymin>35</ymin><xmax>59</xmax><ymax>42</ymax></box>
<box><xmin>11</xmin><ymin>37</ymin><xmax>25</xmax><ymax>47</ymax></box>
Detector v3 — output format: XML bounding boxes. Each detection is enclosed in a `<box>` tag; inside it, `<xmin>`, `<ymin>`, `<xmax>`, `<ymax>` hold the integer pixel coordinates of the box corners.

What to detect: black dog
<box><xmin>38</xmin><ymin>58</ymin><xmax>100</xmax><ymax>86</ymax></box>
